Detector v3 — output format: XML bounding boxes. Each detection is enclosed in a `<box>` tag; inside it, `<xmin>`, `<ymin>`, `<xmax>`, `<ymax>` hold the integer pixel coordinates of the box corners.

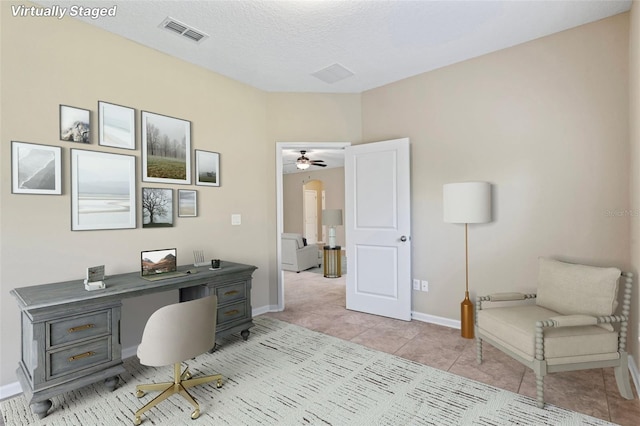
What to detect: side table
<box><xmin>323</xmin><ymin>245</ymin><xmax>342</xmax><ymax>278</ymax></box>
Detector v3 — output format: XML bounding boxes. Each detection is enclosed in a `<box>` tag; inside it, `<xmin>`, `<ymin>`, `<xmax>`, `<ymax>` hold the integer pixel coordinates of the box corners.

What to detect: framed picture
<box><xmin>60</xmin><ymin>105</ymin><xmax>90</xmax><ymax>143</ymax></box>
<box><xmin>178</xmin><ymin>189</ymin><xmax>197</xmax><ymax>217</ymax></box>
<box><xmin>98</xmin><ymin>101</ymin><xmax>135</xmax><ymax>149</ymax></box>
<box><xmin>195</xmin><ymin>150</ymin><xmax>220</xmax><ymax>187</ymax></box>
<box><xmin>71</xmin><ymin>149</ymin><xmax>136</xmax><ymax>231</ymax></box>
<box><xmin>141</xmin><ymin>111</ymin><xmax>191</xmax><ymax>184</ymax></box>
<box><xmin>11</xmin><ymin>141</ymin><xmax>62</xmax><ymax>195</ymax></box>
<box><xmin>142</xmin><ymin>188</ymin><xmax>174</xmax><ymax>228</ymax></box>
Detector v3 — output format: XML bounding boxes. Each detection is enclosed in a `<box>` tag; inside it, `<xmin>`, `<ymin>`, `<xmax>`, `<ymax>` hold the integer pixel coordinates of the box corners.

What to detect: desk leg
<box><xmin>32</xmin><ymin>399</ymin><xmax>52</xmax><ymax>419</ymax></box>
<box><xmin>104</xmin><ymin>376</ymin><xmax>119</xmax><ymax>391</ymax></box>
<box><xmin>241</xmin><ymin>329</ymin><xmax>250</xmax><ymax>341</ymax></box>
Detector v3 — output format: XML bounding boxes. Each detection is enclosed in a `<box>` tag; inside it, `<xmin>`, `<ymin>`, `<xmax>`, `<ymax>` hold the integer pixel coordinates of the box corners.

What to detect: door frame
<box><xmin>276</xmin><ymin>141</ymin><xmax>351</xmax><ymax>311</ymax></box>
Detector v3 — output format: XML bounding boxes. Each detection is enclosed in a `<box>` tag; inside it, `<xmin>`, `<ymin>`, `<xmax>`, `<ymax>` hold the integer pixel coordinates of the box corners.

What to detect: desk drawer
<box><xmin>48</xmin><ymin>337</ymin><xmax>111</xmax><ymax>379</ymax></box>
<box><xmin>216</xmin><ymin>282</ymin><xmax>246</xmax><ymax>304</ymax></box>
<box><xmin>48</xmin><ymin>310</ymin><xmax>111</xmax><ymax>348</ymax></box>
<box><xmin>217</xmin><ymin>301</ymin><xmax>246</xmax><ymax>325</ymax></box>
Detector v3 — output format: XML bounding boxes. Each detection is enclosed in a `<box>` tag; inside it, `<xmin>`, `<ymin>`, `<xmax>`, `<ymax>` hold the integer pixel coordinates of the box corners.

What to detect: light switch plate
<box><xmin>231</xmin><ymin>214</ymin><xmax>241</xmax><ymax>225</ymax></box>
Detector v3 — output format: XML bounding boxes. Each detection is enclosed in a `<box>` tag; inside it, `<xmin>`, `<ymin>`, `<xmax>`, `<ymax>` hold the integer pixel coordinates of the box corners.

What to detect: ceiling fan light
<box><xmin>296</xmin><ymin>162</ymin><xmax>310</xmax><ymax>170</ymax></box>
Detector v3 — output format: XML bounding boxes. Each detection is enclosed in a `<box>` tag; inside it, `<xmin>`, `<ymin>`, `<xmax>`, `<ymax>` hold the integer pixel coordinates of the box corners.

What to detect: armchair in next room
<box><xmin>281</xmin><ymin>233</ymin><xmax>319</xmax><ymax>272</ymax></box>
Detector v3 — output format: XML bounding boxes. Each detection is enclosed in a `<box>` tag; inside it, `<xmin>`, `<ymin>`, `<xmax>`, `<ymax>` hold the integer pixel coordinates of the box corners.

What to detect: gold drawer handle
<box><xmin>68</xmin><ymin>324</ymin><xmax>95</xmax><ymax>333</ymax></box>
<box><xmin>224</xmin><ymin>309</ymin><xmax>239</xmax><ymax>316</ymax></box>
<box><xmin>223</xmin><ymin>290</ymin><xmax>239</xmax><ymax>296</ymax></box>
<box><xmin>68</xmin><ymin>351</ymin><xmax>95</xmax><ymax>362</ymax></box>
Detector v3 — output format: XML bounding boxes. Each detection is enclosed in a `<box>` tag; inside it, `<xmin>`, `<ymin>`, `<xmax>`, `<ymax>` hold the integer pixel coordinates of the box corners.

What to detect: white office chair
<box><xmin>133</xmin><ymin>295</ymin><xmax>222</xmax><ymax>425</ymax></box>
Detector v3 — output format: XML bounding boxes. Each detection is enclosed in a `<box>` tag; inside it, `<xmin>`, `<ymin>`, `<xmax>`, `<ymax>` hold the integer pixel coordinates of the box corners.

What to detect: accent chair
<box><xmin>476</xmin><ymin>257</ymin><xmax>634</xmax><ymax>408</ymax></box>
<box><xmin>133</xmin><ymin>295</ymin><xmax>223</xmax><ymax>425</ymax></box>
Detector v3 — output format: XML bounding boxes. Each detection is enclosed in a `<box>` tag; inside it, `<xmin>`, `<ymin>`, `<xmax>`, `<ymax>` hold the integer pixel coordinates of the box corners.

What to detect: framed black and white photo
<box><xmin>195</xmin><ymin>150</ymin><xmax>220</xmax><ymax>187</ymax></box>
<box><xmin>11</xmin><ymin>141</ymin><xmax>62</xmax><ymax>195</ymax></box>
<box><xmin>98</xmin><ymin>101</ymin><xmax>135</xmax><ymax>149</ymax></box>
<box><xmin>60</xmin><ymin>105</ymin><xmax>90</xmax><ymax>143</ymax></box>
<box><xmin>71</xmin><ymin>149</ymin><xmax>136</xmax><ymax>231</ymax></box>
<box><xmin>142</xmin><ymin>188</ymin><xmax>174</xmax><ymax>228</ymax></box>
<box><xmin>142</xmin><ymin>111</ymin><xmax>191</xmax><ymax>184</ymax></box>
<box><xmin>178</xmin><ymin>189</ymin><xmax>197</xmax><ymax>217</ymax></box>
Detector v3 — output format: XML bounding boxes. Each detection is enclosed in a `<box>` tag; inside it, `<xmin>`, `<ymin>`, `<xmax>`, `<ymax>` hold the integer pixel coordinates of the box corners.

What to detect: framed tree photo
<box><xmin>178</xmin><ymin>189</ymin><xmax>197</xmax><ymax>217</ymax></box>
<box><xmin>60</xmin><ymin>105</ymin><xmax>90</xmax><ymax>143</ymax></box>
<box><xmin>195</xmin><ymin>150</ymin><xmax>220</xmax><ymax>187</ymax></box>
<box><xmin>11</xmin><ymin>141</ymin><xmax>62</xmax><ymax>195</ymax></box>
<box><xmin>71</xmin><ymin>149</ymin><xmax>136</xmax><ymax>231</ymax></box>
<box><xmin>142</xmin><ymin>188</ymin><xmax>174</xmax><ymax>228</ymax></box>
<box><xmin>98</xmin><ymin>101</ymin><xmax>135</xmax><ymax>149</ymax></box>
<box><xmin>142</xmin><ymin>111</ymin><xmax>191</xmax><ymax>184</ymax></box>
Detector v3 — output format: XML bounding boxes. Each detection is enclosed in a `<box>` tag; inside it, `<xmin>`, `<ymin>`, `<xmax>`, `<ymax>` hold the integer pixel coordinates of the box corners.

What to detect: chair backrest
<box><xmin>282</xmin><ymin>233</ymin><xmax>305</xmax><ymax>249</ymax></box>
<box><xmin>137</xmin><ymin>295</ymin><xmax>217</xmax><ymax>367</ymax></box>
<box><xmin>536</xmin><ymin>257</ymin><xmax>620</xmax><ymax>317</ymax></box>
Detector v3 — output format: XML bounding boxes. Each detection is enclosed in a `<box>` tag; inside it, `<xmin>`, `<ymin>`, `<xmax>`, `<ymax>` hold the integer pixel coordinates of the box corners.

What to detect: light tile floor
<box><xmin>263</xmin><ymin>270</ymin><xmax>640</xmax><ymax>426</ymax></box>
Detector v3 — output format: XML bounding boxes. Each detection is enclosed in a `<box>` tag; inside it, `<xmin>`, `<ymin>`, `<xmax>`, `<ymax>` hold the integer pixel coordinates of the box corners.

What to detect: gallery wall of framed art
<box><xmin>10</xmin><ymin>101</ymin><xmax>218</xmax><ymax>231</ymax></box>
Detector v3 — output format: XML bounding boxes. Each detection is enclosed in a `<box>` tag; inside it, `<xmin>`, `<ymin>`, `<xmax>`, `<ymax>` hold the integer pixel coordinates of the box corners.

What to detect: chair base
<box><xmin>133</xmin><ymin>362</ymin><xmax>222</xmax><ymax>425</ymax></box>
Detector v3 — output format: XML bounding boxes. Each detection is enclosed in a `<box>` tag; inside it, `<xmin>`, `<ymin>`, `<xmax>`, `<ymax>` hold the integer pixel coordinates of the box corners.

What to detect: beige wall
<box><xmin>362</xmin><ymin>13</ymin><xmax>633</xmax><ymax>346</ymax></box>
<box><xmin>283</xmin><ymin>168</ymin><xmax>346</xmax><ymax>246</ymax></box>
<box><xmin>629</xmin><ymin>1</ymin><xmax>640</xmax><ymax>372</ymax></box>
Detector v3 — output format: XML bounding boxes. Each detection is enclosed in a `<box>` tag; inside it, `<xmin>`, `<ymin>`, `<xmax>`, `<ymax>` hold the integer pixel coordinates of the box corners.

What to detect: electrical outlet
<box><xmin>421</xmin><ymin>280</ymin><xmax>429</xmax><ymax>292</ymax></box>
<box><xmin>413</xmin><ymin>279</ymin><xmax>420</xmax><ymax>290</ymax></box>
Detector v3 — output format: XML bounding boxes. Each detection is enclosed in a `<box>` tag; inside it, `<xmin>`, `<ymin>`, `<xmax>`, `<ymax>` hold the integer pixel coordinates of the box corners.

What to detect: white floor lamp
<box><xmin>443</xmin><ymin>182</ymin><xmax>492</xmax><ymax>339</ymax></box>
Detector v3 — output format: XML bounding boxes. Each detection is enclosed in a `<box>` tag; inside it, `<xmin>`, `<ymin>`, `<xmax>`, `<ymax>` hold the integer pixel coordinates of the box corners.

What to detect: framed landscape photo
<box><xmin>60</xmin><ymin>105</ymin><xmax>90</xmax><ymax>143</ymax></box>
<box><xmin>178</xmin><ymin>189</ymin><xmax>197</xmax><ymax>217</ymax></box>
<box><xmin>195</xmin><ymin>150</ymin><xmax>220</xmax><ymax>187</ymax></box>
<box><xmin>142</xmin><ymin>111</ymin><xmax>191</xmax><ymax>184</ymax></box>
<box><xmin>142</xmin><ymin>188</ymin><xmax>174</xmax><ymax>228</ymax></box>
<box><xmin>11</xmin><ymin>141</ymin><xmax>62</xmax><ymax>195</ymax></box>
<box><xmin>71</xmin><ymin>149</ymin><xmax>136</xmax><ymax>231</ymax></box>
<box><xmin>98</xmin><ymin>101</ymin><xmax>135</xmax><ymax>149</ymax></box>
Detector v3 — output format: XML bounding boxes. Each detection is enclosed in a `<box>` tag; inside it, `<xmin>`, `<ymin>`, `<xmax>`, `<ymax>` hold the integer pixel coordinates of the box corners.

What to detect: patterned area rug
<box><xmin>1</xmin><ymin>317</ymin><xmax>614</xmax><ymax>425</ymax></box>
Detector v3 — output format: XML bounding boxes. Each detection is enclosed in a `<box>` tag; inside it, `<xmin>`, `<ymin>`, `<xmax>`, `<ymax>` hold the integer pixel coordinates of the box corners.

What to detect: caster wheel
<box><xmin>135</xmin><ymin>390</ymin><xmax>145</xmax><ymax>398</ymax></box>
<box><xmin>191</xmin><ymin>409</ymin><xmax>200</xmax><ymax>420</ymax></box>
<box><xmin>134</xmin><ymin>415</ymin><xmax>142</xmax><ymax>425</ymax></box>
<box><xmin>216</xmin><ymin>379</ymin><xmax>223</xmax><ymax>388</ymax></box>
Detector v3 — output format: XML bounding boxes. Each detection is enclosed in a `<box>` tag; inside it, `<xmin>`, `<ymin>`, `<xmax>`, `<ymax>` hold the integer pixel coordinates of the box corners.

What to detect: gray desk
<box><xmin>10</xmin><ymin>261</ymin><xmax>257</xmax><ymax>419</ymax></box>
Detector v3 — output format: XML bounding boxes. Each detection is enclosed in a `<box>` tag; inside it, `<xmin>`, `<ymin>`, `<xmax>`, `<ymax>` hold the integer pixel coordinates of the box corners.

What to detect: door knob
<box><xmin>400</xmin><ymin>236</ymin><xmax>407</xmax><ymax>242</ymax></box>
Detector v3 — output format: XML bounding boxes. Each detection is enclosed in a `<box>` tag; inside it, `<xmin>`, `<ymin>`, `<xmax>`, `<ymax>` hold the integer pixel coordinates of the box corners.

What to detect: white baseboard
<box><xmin>0</xmin><ymin>381</ymin><xmax>22</xmax><ymax>401</ymax></box>
<box><xmin>411</xmin><ymin>310</ymin><xmax>461</xmax><ymax>329</ymax></box>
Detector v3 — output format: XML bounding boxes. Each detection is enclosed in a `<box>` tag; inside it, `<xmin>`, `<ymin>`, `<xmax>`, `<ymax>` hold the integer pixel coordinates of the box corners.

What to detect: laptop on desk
<box><xmin>141</xmin><ymin>248</ymin><xmax>187</xmax><ymax>281</ymax></box>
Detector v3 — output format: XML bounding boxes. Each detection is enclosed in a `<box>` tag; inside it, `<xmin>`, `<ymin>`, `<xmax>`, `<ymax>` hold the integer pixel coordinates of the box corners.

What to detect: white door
<box><xmin>345</xmin><ymin>138</ymin><xmax>411</xmax><ymax>321</ymax></box>
<box><xmin>303</xmin><ymin>189</ymin><xmax>318</xmax><ymax>244</ymax></box>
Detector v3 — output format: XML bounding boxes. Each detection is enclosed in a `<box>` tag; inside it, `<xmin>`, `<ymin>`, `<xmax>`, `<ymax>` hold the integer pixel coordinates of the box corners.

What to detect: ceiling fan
<box><xmin>296</xmin><ymin>150</ymin><xmax>326</xmax><ymax>170</ymax></box>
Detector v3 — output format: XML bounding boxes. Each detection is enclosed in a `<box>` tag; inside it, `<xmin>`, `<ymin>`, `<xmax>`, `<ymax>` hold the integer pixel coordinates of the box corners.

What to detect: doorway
<box><xmin>276</xmin><ymin>142</ymin><xmax>350</xmax><ymax>311</ymax></box>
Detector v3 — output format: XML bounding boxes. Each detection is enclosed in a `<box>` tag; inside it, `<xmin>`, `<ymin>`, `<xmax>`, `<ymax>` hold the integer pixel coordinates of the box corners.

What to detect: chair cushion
<box><xmin>536</xmin><ymin>258</ymin><xmax>620</xmax><ymax>317</ymax></box>
<box><xmin>477</xmin><ymin>305</ymin><xmax>619</xmax><ymax>362</ymax></box>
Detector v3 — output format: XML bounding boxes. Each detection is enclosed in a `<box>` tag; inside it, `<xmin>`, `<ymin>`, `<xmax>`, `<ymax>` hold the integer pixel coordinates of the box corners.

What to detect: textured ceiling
<box><xmin>37</xmin><ymin>0</ymin><xmax>631</xmax><ymax>93</ymax></box>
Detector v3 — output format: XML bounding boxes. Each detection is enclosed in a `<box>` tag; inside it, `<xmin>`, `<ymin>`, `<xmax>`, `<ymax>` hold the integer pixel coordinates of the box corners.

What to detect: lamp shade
<box><xmin>322</xmin><ymin>209</ymin><xmax>343</xmax><ymax>226</ymax></box>
<box><xmin>443</xmin><ymin>182</ymin><xmax>492</xmax><ymax>224</ymax></box>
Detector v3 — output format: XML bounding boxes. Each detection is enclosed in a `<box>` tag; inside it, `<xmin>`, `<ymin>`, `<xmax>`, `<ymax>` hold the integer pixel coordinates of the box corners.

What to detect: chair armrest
<box><xmin>477</xmin><ymin>293</ymin><xmax>536</xmax><ymax>309</ymax></box>
<box><xmin>488</xmin><ymin>292</ymin><xmax>527</xmax><ymax>301</ymax></box>
<box><xmin>539</xmin><ymin>313</ymin><xmax>628</xmax><ymax>329</ymax></box>
<box><xmin>548</xmin><ymin>314</ymin><xmax>598</xmax><ymax>327</ymax></box>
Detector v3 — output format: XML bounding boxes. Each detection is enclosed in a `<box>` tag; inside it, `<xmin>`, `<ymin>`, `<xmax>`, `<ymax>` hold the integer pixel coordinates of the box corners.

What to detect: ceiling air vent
<box><xmin>311</xmin><ymin>63</ymin><xmax>354</xmax><ymax>84</ymax></box>
<box><xmin>160</xmin><ymin>17</ymin><xmax>208</xmax><ymax>43</ymax></box>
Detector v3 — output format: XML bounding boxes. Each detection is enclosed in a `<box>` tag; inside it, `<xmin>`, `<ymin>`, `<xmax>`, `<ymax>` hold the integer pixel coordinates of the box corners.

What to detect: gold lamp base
<box><xmin>461</xmin><ymin>291</ymin><xmax>474</xmax><ymax>339</ymax></box>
